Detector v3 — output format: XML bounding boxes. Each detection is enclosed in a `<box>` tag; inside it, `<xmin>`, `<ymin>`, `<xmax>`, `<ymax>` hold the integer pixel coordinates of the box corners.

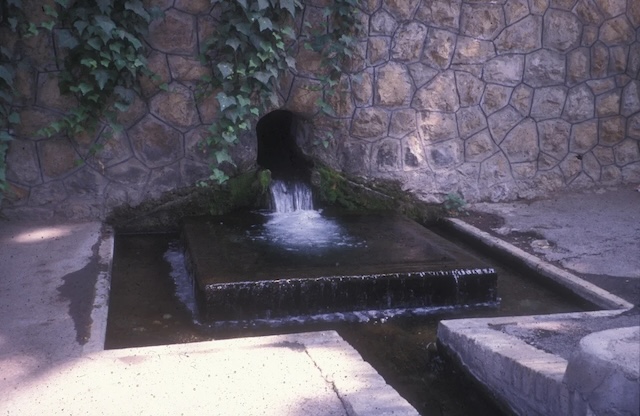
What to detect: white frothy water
<box><xmin>163</xmin><ymin>242</ymin><xmax>198</xmax><ymax>318</ymax></box>
<box><xmin>269</xmin><ymin>180</ymin><xmax>314</xmax><ymax>212</ymax></box>
<box><xmin>250</xmin><ymin>210</ymin><xmax>364</xmax><ymax>251</ymax></box>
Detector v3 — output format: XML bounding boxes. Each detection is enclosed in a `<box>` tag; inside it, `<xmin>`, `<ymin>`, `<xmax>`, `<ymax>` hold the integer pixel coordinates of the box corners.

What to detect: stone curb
<box><xmin>443</xmin><ymin>218</ymin><xmax>633</xmax><ymax>310</ymax></box>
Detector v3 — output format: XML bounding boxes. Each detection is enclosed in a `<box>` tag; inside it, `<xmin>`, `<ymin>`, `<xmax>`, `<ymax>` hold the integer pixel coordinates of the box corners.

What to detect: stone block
<box><xmin>480</xmin><ymin>152</ymin><xmax>513</xmax><ymax>187</ymax></box>
<box><xmin>375</xmin><ymin>62</ymin><xmax>413</xmax><ymax>106</ymax></box>
<box><xmin>531</xmin><ymin>86</ymin><xmax>567</xmax><ymax>121</ymax></box>
<box><xmin>591</xmin><ymin>42</ymin><xmax>609</xmax><ymax>78</ymax></box>
<box><xmin>402</xmin><ymin>133</ymin><xmax>426</xmax><ymax>169</ymax></box>
<box><xmin>140</xmin><ymin>51</ymin><xmax>171</xmax><ymax>98</ymax></box>
<box><xmin>374</xmin><ymin>138</ymin><xmax>401</xmax><ymax>171</ymax></box>
<box><xmin>621</xmin><ymin>80</ymin><xmax>640</xmax><ymax>116</ymax></box>
<box><xmin>392</xmin><ymin>22</ymin><xmax>428</xmax><ymax>63</ymax></box>
<box><xmin>368</xmin><ymin>36</ymin><xmax>391</xmax><ymax>65</ymax></box>
<box><xmin>422</xmin><ymin>28</ymin><xmax>456</xmax><ymax>69</ymax></box>
<box><xmin>129</xmin><ymin>115</ymin><xmax>184</xmax><ymax>169</ymax></box>
<box><xmin>504</xmin><ymin>0</ymin><xmax>529</xmax><ymax>25</ymax></box>
<box><xmin>147</xmin><ymin>9</ymin><xmax>197</xmax><ymax>54</ymax></box>
<box><xmin>146</xmin><ymin>163</ymin><xmax>182</xmax><ymax>199</ymax></box>
<box><xmin>384</xmin><ymin>0</ymin><xmax>421</xmax><ymax>21</ymax></box>
<box><xmin>87</xmin><ymin>129</ymin><xmax>133</xmax><ymax>170</ymax></box>
<box><xmin>63</xmin><ymin>167</ymin><xmax>109</xmax><ymax>196</ymax></box>
<box><xmin>455</xmin><ymin>71</ymin><xmax>484</xmax><ymax>106</ymax></box>
<box><xmin>570</xmin><ymin>119</ymin><xmax>598</xmax><ymax>152</ymax></box>
<box><xmin>593</xmin><ymin>145</ymin><xmax>615</xmax><ymax>165</ymax></box>
<box><xmin>524</xmin><ymin>49</ymin><xmax>566</xmax><ymax>87</ymax></box>
<box><xmin>488</xmin><ymin>106</ymin><xmax>523</xmax><ymax>143</ymax></box>
<box><xmin>601</xmin><ymin>164</ymin><xmax>621</xmax><ymax>182</ymax></box>
<box><xmin>174</xmin><ymin>0</ymin><xmax>210</xmax><ymax>14</ymax></box>
<box><xmin>352</xmin><ymin>70</ymin><xmax>374</xmax><ymax>106</ymax></box>
<box><xmin>501</xmin><ymin>118</ymin><xmax>539</xmax><ymax>163</ymax></box>
<box><xmin>582</xmin><ymin>25</ymin><xmax>599</xmax><ymax>47</ymax></box>
<box><xmin>29</xmin><ymin>181</ymin><xmax>68</xmax><ymax>206</ymax></box>
<box><xmin>408</xmin><ymin>63</ymin><xmax>438</xmax><ymax>88</ymax></box>
<box><xmin>196</xmin><ymin>90</ymin><xmax>220</xmax><ymax>125</ymax></box>
<box><xmin>563</xmin><ymin>84</ymin><xmax>595</xmax><ymax>122</ymax></box>
<box><xmin>457</xmin><ymin>105</ymin><xmax>487</xmax><ymax>139</ymax></box>
<box><xmin>417</xmin><ymin>111</ymin><xmax>458</xmax><ymax>143</ymax></box>
<box><xmin>105</xmin><ymin>158</ymin><xmax>150</xmax><ymax>189</ymax></box>
<box><xmin>582</xmin><ymin>151</ymin><xmax>601</xmax><ymax>180</ymax></box>
<box><xmin>15</xmin><ymin>108</ymin><xmax>58</xmax><ymax>139</ymax></box>
<box><xmin>413</xmin><ymin>71</ymin><xmax>459</xmax><ymax>112</ymax></box>
<box><xmin>6</xmin><ymin>140</ymin><xmax>41</xmax><ymax>185</ymax></box>
<box><xmin>351</xmin><ymin>108</ymin><xmax>390</xmax><ymax>140</ymax></box>
<box><xmin>452</xmin><ymin>36</ymin><xmax>495</xmax><ymax>65</ymax></box>
<box><xmin>460</xmin><ymin>3</ymin><xmax>505</xmax><ymax>40</ymax></box>
<box><xmin>287</xmin><ymin>77</ymin><xmax>323</xmax><ymax>116</ymax></box>
<box><xmin>543</xmin><ymin>9</ymin><xmax>582</xmax><ymax>52</ymax></box>
<box><xmin>627</xmin><ymin>43</ymin><xmax>640</xmax><ymax>79</ymax></box>
<box><xmin>36</xmin><ymin>71</ymin><xmax>77</xmax><ymax>111</ymax></box>
<box><xmin>608</xmin><ymin>45</ymin><xmax>628</xmax><ymax>74</ymax></box>
<box><xmin>594</xmin><ymin>0</ymin><xmax>627</xmax><ymax>18</ymax></box>
<box><xmin>415</xmin><ymin>0</ymin><xmax>461</xmax><ymax>30</ymax></box>
<box><xmin>595</xmin><ymin>89</ymin><xmax>621</xmax><ymax>117</ymax></box>
<box><xmin>483</xmin><ymin>55</ymin><xmax>524</xmax><ymax>87</ymax></box>
<box><xmin>598</xmin><ymin>116</ymin><xmax>625</xmax><ymax>145</ymax></box>
<box><xmin>481</xmin><ymin>84</ymin><xmax>512</xmax><ymax>116</ymax></box>
<box><xmin>539</xmin><ymin>119</ymin><xmax>570</xmax><ymax>160</ymax></box>
<box><xmin>341</xmin><ymin>140</ymin><xmax>372</xmax><ymax>175</ymax></box>
<box><xmin>560</xmin><ymin>154</ymin><xmax>582</xmax><ymax>182</ymax></box>
<box><xmin>567</xmin><ymin>47</ymin><xmax>590</xmax><ymax>85</ymax></box>
<box><xmin>587</xmin><ymin>77</ymin><xmax>616</xmax><ymax>95</ymax></box>
<box><xmin>39</xmin><ymin>137</ymin><xmax>79</xmax><ymax>179</ymax></box>
<box><xmin>538</xmin><ymin>152</ymin><xmax>560</xmax><ymax>170</ymax></box>
<box><xmin>495</xmin><ymin>15</ymin><xmax>542</xmax><ymax>54</ymax></box>
<box><xmin>149</xmin><ymin>83</ymin><xmax>199</xmax><ymax>130</ymax></box>
<box><xmin>167</xmin><ymin>55</ymin><xmax>210</xmax><ymax>82</ymax></box>
<box><xmin>327</xmin><ymin>75</ymin><xmax>355</xmax><ymax>118</ymax></box>
<box><xmin>425</xmin><ymin>139</ymin><xmax>463</xmax><ymax>170</ymax></box>
<box><xmin>574</xmin><ymin>0</ymin><xmax>603</xmax><ymax>24</ymax></box>
<box><xmin>389</xmin><ymin>109</ymin><xmax>417</xmax><ymax>138</ymax></box>
<box><xmin>628</xmin><ymin>113</ymin><xmax>640</xmax><ymax>140</ymax></box>
<box><xmin>464</xmin><ymin>129</ymin><xmax>497</xmax><ymax>162</ymax></box>
<box><xmin>621</xmin><ymin>161</ymin><xmax>640</xmax><ymax>182</ymax></box>
<box><xmin>510</xmin><ymin>84</ymin><xmax>533</xmax><ymax>116</ymax></box>
<box><xmin>371</xmin><ymin>10</ymin><xmax>397</xmax><ymax>35</ymax></box>
<box><xmin>614</xmin><ymin>139</ymin><xmax>640</xmax><ymax>166</ymax></box>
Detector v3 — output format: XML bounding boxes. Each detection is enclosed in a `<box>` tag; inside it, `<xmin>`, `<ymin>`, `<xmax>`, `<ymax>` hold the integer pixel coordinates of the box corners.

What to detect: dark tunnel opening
<box><xmin>256</xmin><ymin>110</ymin><xmax>313</xmax><ymax>181</ymax></box>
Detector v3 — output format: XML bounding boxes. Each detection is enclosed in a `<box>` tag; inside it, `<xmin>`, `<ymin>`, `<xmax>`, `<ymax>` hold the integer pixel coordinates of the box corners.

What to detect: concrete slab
<box><xmin>438</xmin><ymin>310</ymin><xmax>640</xmax><ymax>416</ymax></box>
<box><xmin>0</xmin><ymin>331</ymin><xmax>418</xmax><ymax>416</ymax></box>
<box><xmin>0</xmin><ymin>221</ymin><xmax>112</xmax><ymax>388</ymax></box>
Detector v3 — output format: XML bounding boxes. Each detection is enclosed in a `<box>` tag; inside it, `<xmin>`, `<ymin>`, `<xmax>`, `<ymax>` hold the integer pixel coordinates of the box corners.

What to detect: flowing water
<box><xmin>105</xmin><ymin>176</ymin><xmax>595</xmax><ymax>415</ymax></box>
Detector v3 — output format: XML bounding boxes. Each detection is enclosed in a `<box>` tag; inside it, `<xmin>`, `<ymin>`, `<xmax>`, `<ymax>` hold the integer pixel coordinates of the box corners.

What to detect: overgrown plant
<box><xmin>0</xmin><ymin>0</ymin><xmax>44</xmax><ymax>201</ymax></box>
<box><xmin>199</xmin><ymin>0</ymin><xmax>362</xmax><ymax>184</ymax></box>
<box><xmin>39</xmin><ymin>0</ymin><xmax>162</xmax><ymax>137</ymax></box>
<box><xmin>198</xmin><ymin>0</ymin><xmax>301</xmax><ymax>184</ymax></box>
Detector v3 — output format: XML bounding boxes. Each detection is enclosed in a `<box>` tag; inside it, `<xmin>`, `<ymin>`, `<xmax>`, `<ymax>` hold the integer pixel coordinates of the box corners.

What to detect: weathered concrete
<box><xmin>438</xmin><ymin>311</ymin><xmax>639</xmax><ymax>416</ymax></box>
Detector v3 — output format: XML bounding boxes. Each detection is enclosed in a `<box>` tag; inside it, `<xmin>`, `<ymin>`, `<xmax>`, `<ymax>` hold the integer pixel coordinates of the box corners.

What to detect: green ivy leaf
<box><xmin>257</xmin><ymin>17</ymin><xmax>273</xmax><ymax>32</ymax></box>
<box><xmin>8</xmin><ymin>112</ymin><xmax>20</xmax><ymax>124</ymax></box>
<box><xmin>124</xmin><ymin>0</ymin><xmax>151</xmax><ymax>22</ymax></box>
<box><xmin>225</xmin><ymin>38</ymin><xmax>241</xmax><ymax>51</ymax></box>
<box><xmin>278</xmin><ymin>0</ymin><xmax>297</xmax><ymax>16</ymax></box>
<box><xmin>0</xmin><ymin>66</ymin><xmax>15</xmax><ymax>87</ymax></box>
<box><xmin>216</xmin><ymin>92</ymin><xmax>237</xmax><ymax>111</ymax></box>
<box><xmin>94</xmin><ymin>15</ymin><xmax>117</xmax><ymax>35</ymax></box>
<box><xmin>96</xmin><ymin>0</ymin><xmax>112</xmax><ymax>14</ymax></box>
<box><xmin>217</xmin><ymin>62</ymin><xmax>234</xmax><ymax>79</ymax></box>
<box><xmin>215</xmin><ymin>149</ymin><xmax>233</xmax><ymax>164</ymax></box>
<box><xmin>87</xmin><ymin>36</ymin><xmax>102</xmax><ymax>50</ymax></box>
<box><xmin>80</xmin><ymin>58</ymin><xmax>98</xmax><ymax>68</ymax></box>
<box><xmin>56</xmin><ymin>29</ymin><xmax>79</xmax><ymax>49</ymax></box>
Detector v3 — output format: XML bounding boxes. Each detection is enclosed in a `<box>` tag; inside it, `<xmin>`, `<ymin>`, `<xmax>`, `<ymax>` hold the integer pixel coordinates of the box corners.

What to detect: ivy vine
<box><xmin>199</xmin><ymin>0</ymin><xmax>362</xmax><ymax>184</ymax></box>
<box><xmin>39</xmin><ymin>0</ymin><xmax>163</xmax><ymax>137</ymax></box>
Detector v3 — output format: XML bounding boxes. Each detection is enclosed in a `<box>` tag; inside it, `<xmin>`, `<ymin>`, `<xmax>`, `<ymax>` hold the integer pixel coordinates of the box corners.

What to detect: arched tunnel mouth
<box><xmin>256</xmin><ymin>110</ymin><xmax>313</xmax><ymax>181</ymax></box>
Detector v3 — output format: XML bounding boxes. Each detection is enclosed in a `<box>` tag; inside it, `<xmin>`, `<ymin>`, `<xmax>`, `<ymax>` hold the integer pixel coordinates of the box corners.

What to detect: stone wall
<box><xmin>2</xmin><ymin>0</ymin><xmax>639</xmax><ymax>220</ymax></box>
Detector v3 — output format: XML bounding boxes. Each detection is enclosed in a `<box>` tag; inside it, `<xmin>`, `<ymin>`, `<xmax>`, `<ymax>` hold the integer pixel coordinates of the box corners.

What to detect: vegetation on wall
<box><xmin>0</xmin><ymin>0</ymin><xmax>160</xmax><ymax>203</ymax></box>
<box><xmin>199</xmin><ymin>0</ymin><xmax>363</xmax><ymax>184</ymax></box>
<box><xmin>39</xmin><ymin>0</ymin><xmax>162</xmax><ymax>137</ymax></box>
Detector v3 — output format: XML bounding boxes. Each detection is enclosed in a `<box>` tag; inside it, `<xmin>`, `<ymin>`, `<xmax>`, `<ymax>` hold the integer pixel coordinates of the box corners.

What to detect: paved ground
<box><xmin>0</xmin><ymin>184</ymin><xmax>638</xmax><ymax>415</ymax></box>
<box><xmin>439</xmin><ymin>184</ymin><xmax>639</xmax><ymax>416</ymax></box>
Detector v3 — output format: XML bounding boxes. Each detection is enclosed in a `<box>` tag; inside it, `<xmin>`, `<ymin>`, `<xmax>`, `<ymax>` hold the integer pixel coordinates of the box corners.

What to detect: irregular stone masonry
<box><xmin>2</xmin><ymin>0</ymin><xmax>639</xmax><ymax>220</ymax></box>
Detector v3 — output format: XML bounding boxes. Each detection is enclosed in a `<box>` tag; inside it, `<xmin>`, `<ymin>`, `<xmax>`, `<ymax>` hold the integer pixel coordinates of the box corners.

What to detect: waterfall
<box><xmin>269</xmin><ymin>179</ymin><xmax>314</xmax><ymax>213</ymax></box>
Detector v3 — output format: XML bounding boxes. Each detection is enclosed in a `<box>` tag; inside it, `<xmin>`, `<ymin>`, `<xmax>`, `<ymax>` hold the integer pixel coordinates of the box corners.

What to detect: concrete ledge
<box><xmin>438</xmin><ymin>310</ymin><xmax>638</xmax><ymax>416</ymax></box>
<box><xmin>0</xmin><ymin>331</ymin><xmax>419</xmax><ymax>416</ymax></box>
<box><xmin>564</xmin><ymin>326</ymin><xmax>640</xmax><ymax>416</ymax></box>
<box><xmin>444</xmin><ymin>218</ymin><xmax>633</xmax><ymax>310</ymax></box>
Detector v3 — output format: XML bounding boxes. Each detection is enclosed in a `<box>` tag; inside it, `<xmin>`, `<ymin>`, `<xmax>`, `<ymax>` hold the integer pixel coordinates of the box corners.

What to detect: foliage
<box><xmin>39</xmin><ymin>0</ymin><xmax>163</xmax><ymax>137</ymax></box>
<box><xmin>198</xmin><ymin>0</ymin><xmax>302</xmax><ymax>185</ymax></box>
<box><xmin>0</xmin><ymin>0</ymin><xmax>42</xmax><ymax>201</ymax></box>
<box><xmin>199</xmin><ymin>0</ymin><xmax>362</xmax><ymax>184</ymax></box>
<box><xmin>443</xmin><ymin>192</ymin><xmax>467</xmax><ymax>215</ymax></box>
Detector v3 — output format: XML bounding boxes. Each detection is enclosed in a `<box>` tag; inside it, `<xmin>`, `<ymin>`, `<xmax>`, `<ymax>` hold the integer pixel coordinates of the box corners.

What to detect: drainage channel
<box><xmin>105</xmin><ymin>230</ymin><xmax>594</xmax><ymax>416</ymax></box>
